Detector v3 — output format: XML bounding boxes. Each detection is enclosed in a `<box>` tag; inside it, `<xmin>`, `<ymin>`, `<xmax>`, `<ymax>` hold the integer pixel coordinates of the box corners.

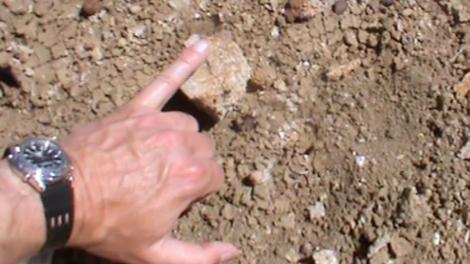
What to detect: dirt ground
<box><xmin>1</xmin><ymin>0</ymin><xmax>470</xmax><ymax>263</ymax></box>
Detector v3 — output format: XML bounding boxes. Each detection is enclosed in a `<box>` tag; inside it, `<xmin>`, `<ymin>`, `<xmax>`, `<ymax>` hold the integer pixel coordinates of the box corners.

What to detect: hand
<box><xmin>62</xmin><ymin>39</ymin><xmax>239</xmax><ymax>264</ymax></box>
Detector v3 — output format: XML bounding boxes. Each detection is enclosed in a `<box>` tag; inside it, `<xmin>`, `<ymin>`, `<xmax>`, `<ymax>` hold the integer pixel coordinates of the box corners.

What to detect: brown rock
<box><xmin>221</xmin><ymin>204</ymin><xmax>237</xmax><ymax>220</ymax></box>
<box><xmin>390</xmin><ymin>236</ymin><xmax>413</xmax><ymax>258</ymax></box>
<box><xmin>395</xmin><ymin>187</ymin><xmax>431</xmax><ymax>227</ymax></box>
<box><xmin>3</xmin><ymin>0</ymin><xmax>31</xmax><ymax>15</ymax></box>
<box><xmin>344</xmin><ymin>30</ymin><xmax>358</xmax><ymax>47</ymax></box>
<box><xmin>34</xmin><ymin>1</ymin><xmax>53</xmax><ymax>17</ymax></box>
<box><xmin>250</xmin><ymin>62</ymin><xmax>277</xmax><ymax>90</ymax></box>
<box><xmin>368</xmin><ymin>248</ymin><xmax>390</xmax><ymax>264</ymax></box>
<box><xmin>245</xmin><ymin>170</ymin><xmax>271</xmax><ymax>186</ymax></box>
<box><xmin>300</xmin><ymin>242</ymin><xmax>313</xmax><ymax>257</ymax></box>
<box><xmin>180</xmin><ymin>35</ymin><xmax>251</xmax><ymax>122</ymax></box>
<box><xmin>82</xmin><ymin>0</ymin><xmax>104</xmax><ymax>17</ymax></box>
<box><xmin>333</xmin><ymin>0</ymin><xmax>348</xmax><ymax>15</ymax></box>
<box><xmin>455</xmin><ymin>72</ymin><xmax>470</xmax><ymax>96</ymax></box>
<box><xmin>326</xmin><ymin>59</ymin><xmax>361</xmax><ymax>81</ymax></box>
<box><xmin>381</xmin><ymin>0</ymin><xmax>394</xmax><ymax>6</ymax></box>
<box><xmin>284</xmin><ymin>0</ymin><xmax>321</xmax><ymax>23</ymax></box>
<box><xmin>0</xmin><ymin>52</ymin><xmax>10</xmax><ymax>67</ymax></box>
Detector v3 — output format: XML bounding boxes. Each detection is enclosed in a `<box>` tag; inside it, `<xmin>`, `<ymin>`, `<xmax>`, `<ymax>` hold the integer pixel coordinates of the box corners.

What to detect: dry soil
<box><xmin>0</xmin><ymin>0</ymin><xmax>469</xmax><ymax>263</ymax></box>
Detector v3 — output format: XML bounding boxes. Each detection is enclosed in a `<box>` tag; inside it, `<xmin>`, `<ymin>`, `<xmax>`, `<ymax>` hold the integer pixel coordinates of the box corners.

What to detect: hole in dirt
<box><xmin>353</xmin><ymin>234</ymin><xmax>371</xmax><ymax>260</ymax></box>
<box><xmin>246</xmin><ymin>79</ymin><xmax>263</xmax><ymax>93</ymax></box>
<box><xmin>0</xmin><ymin>66</ymin><xmax>21</xmax><ymax>88</ymax></box>
<box><xmin>299</xmin><ymin>257</ymin><xmax>314</xmax><ymax>264</ymax></box>
<box><xmin>163</xmin><ymin>91</ymin><xmax>217</xmax><ymax>131</ymax></box>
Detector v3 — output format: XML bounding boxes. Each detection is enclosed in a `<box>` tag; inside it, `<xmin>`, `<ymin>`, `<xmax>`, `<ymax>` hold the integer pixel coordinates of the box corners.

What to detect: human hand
<box><xmin>62</xmin><ymin>39</ymin><xmax>239</xmax><ymax>264</ymax></box>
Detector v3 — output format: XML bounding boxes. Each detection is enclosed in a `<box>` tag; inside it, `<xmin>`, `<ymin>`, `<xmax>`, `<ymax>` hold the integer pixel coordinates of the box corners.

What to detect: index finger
<box><xmin>129</xmin><ymin>39</ymin><xmax>209</xmax><ymax>110</ymax></box>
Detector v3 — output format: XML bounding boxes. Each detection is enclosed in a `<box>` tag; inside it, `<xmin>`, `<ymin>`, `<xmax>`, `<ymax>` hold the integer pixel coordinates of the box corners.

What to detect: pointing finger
<box><xmin>129</xmin><ymin>39</ymin><xmax>209</xmax><ymax>110</ymax></box>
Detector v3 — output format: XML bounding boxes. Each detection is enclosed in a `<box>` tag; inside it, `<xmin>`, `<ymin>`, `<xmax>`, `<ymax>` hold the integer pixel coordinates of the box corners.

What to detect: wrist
<box><xmin>0</xmin><ymin>160</ymin><xmax>45</xmax><ymax>263</ymax></box>
<box><xmin>63</xmin><ymin>142</ymin><xmax>102</xmax><ymax>249</ymax></box>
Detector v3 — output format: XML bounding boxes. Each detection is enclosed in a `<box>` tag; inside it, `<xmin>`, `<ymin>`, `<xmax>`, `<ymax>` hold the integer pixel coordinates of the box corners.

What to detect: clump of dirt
<box><xmin>1</xmin><ymin>0</ymin><xmax>469</xmax><ymax>263</ymax></box>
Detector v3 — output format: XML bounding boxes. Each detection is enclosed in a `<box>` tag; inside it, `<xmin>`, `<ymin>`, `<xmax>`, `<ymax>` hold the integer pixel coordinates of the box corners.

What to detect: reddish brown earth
<box><xmin>1</xmin><ymin>0</ymin><xmax>469</xmax><ymax>263</ymax></box>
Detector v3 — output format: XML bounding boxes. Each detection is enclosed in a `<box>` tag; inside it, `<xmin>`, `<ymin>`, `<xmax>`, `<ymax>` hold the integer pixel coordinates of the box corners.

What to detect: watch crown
<box><xmin>24</xmin><ymin>173</ymin><xmax>32</xmax><ymax>180</ymax></box>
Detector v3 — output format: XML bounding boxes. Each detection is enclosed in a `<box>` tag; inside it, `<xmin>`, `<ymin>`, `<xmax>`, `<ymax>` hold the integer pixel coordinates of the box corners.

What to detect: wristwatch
<box><xmin>5</xmin><ymin>138</ymin><xmax>74</xmax><ymax>250</ymax></box>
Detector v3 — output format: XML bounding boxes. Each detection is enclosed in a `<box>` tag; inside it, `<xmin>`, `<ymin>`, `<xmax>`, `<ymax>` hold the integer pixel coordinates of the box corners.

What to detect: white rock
<box><xmin>368</xmin><ymin>233</ymin><xmax>391</xmax><ymax>258</ymax></box>
<box><xmin>271</xmin><ymin>26</ymin><xmax>280</xmax><ymax>38</ymax></box>
<box><xmin>132</xmin><ymin>25</ymin><xmax>146</xmax><ymax>38</ymax></box>
<box><xmin>458</xmin><ymin>140</ymin><xmax>470</xmax><ymax>160</ymax></box>
<box><xmin>433</xmin><ymin>232</ymin><xmax>441</xmax><ymax>246</ymax></box>
<box><xmin>312</xmin><ymin>249</ymin><xmax>339</xmax><ymax>264</ymax></box>
<box><xmin>168</xmin><ymin>0</ymin><xmax>190</xmax><ymax>10</ymax></box>
<box><xmin>353</xmin><ymin>152</ymin><xmax>367</xmax><ymax>167</ymax></box>
<box><xmin>308</xmin><ymin>202</ymin><xmax>326</xmax><ymax>221</ymax></box>
<box><xmin>450</xmin><ymin>0</ymin><xmax>470</xmax><ymax>23</ymax></box>
<box><xmin>181</xmin><ymin>35</ymin><xmax>251</xmax><ymax>121</ymax></box>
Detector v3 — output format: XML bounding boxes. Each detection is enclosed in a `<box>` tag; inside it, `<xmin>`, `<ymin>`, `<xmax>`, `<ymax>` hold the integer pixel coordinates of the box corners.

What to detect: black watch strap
<box><xmin>40</xmin><ymin>180</ymin><xmax>74</xmax><ymax>249</ymax></box>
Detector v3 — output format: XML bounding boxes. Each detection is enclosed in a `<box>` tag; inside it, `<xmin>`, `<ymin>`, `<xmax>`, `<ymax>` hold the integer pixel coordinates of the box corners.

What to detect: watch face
<box><xmin>7</xmin><ymin>138</ymin><xmax>71</xmax><ymax>186</ymax></box>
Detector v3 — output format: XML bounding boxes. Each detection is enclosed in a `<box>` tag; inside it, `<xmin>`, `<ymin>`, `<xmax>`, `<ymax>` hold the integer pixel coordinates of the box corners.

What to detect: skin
<box><xmin>0</xmin><ymin>39</ymin><xmax>239</xmax><ymax>264</ymax></box>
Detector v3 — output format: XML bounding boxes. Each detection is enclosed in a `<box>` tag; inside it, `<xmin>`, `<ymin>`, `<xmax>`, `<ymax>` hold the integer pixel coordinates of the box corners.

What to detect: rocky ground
<box><xmin>1</xmin><ymin>0</ymin><xmax>470</xmax><ymax>263</ymax></box>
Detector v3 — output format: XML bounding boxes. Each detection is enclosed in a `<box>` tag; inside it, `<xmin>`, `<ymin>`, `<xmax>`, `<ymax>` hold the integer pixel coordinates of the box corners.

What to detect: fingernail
<box><xmin>191</xmin><ymin>39</ymin><xmax>209</xmax><ymax>53</ymax></box>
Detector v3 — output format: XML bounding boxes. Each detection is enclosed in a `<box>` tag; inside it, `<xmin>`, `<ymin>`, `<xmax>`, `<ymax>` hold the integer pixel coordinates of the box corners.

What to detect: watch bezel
<box><xmin>6</xmin><ymin>138</ymin><xmax>72</xmax><ymax>192</ymax></box>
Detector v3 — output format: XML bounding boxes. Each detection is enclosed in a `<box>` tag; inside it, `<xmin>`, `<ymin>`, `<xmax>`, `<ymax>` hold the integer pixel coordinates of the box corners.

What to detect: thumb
<box><xmin>149</xmin><ymin>237</ymin><xmax>240</xmax><ymax>264</ymax></box>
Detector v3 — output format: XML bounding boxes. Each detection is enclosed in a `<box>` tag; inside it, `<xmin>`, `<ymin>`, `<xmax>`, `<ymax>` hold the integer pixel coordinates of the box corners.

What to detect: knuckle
<box><xmin>158</xmin><ymin>73</ymin><xmax>179</xmax><ymax>88</ymax></box>
<box><xmin>184</xmin><ymin>162</ymin><xmax>206</xmax><ymax>184</ymax></box>
<box><xmin>180</xmin><ymin>161</ymin><xmax>210</xmax><ymax>195</ymax></box>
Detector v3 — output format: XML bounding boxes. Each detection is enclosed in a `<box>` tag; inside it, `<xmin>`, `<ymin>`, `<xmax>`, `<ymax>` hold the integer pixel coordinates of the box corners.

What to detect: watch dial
<box><xmin>23</xmin><ymin>141</ymin><xmax>64</xmax><ymax>170</ymax></box>
<box><xmin>9</xmin><ymin>138</ymin><xmax>71</xmax><ymax>183</ymax></box>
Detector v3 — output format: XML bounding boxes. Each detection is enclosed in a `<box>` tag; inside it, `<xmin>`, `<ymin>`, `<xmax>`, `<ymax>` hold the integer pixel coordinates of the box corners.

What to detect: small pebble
<box><xmin>353</xmin><ymin>152</ymin><xmax>367</xmax><ymax>167</ymax></box>
<box><xmin>433</xmin><ymin>232</ymin><xmax>441</xmax><ymax>246</ymax></box>
<box><xmin>82</xmin><ymin>0</ymin><xmax>103</xmax><ymax>17</ymax></box>
<box><xmin>344</xmin><ymin>31</ymin><xmax>358</xmax><ymax>47</ymax></box>
<box><xmin>133</xmin><ymin>25</ymin><xmax>147</xmax><ymax>38</ymax></box>
<box><xmin>284</xmin><ymin>247</ymin><xmax>300</xmax><ymax>262</ymax></box>
<box><xmin>312</xmin><ymin>249</ymin><xmax>339</xmax><ymax>264</ymax></box>
<box><xmin>390</xmin><ymin>236</ymin><xmax>413</xmax><ymax>257</ymax></box>
<box><xmin>333</xmin><ymin>0</ymin><xmax>348</xmax><ymax>15</ymax></box>
<box><xmin>455</xmin><ymin>72</ymin><xmax>470</xmax><ymax>96</ymax></box>
<box><xmin>458</xmin><ymin>140</ymin><xmax>470</xmax><ymax>159</ymax></box>
<box><xmin>308</xmin><ymin>202</ymin><xmax>326</xmax><ymax>221</ymax></box>
<box><xmin>246</xmin><ymin>170</ymin><xmax>271</xmax><ymax>186</ymax></box>
<box><xmin>129</xmin><ymin>5</ymin><xmax>141</xmax><ymax>14</ymax></box>
<box><xmin>381</xmin><ymin>0</ymin><xmax>394</xmax><ymax>6</ymax></box>
<box><xmin>300</xmin><ymin>242</ymin><xmax>313</xmax><ymax>256</ymax></box>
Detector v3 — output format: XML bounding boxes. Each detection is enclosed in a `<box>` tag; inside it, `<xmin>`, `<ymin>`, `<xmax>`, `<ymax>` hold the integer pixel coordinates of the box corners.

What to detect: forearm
<box><xmin>0</xmin><ymin>160</ymin><xmax>45</xmax><ymax>264</ymax></box>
